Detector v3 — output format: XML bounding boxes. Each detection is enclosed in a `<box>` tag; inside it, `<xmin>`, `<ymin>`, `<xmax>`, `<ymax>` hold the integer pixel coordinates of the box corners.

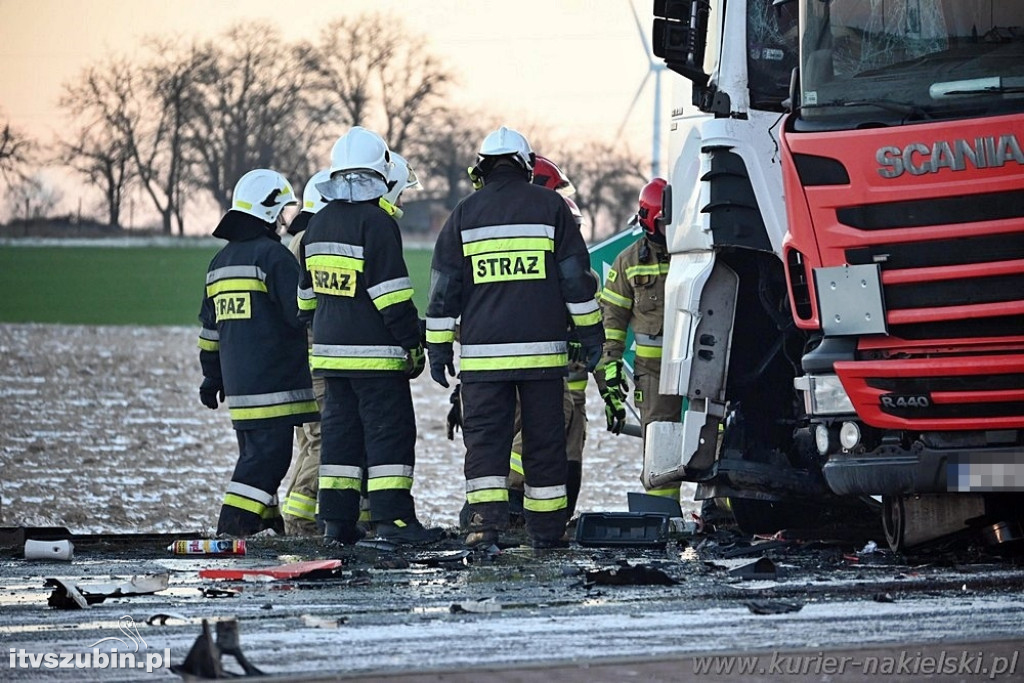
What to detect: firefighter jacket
<box><xmin>198</xmin><ymin>212</ymin><xmax>319</xmax><ymax>430</ymax></box>
<box><xmin>426</xmin><ymin>166</ymin><xmax>604</xmax><ymax>382</ymax></box>
<box><xmin>297</xmin><ymin>199</ymin><xmax>421</xmax><ymax>376</ymax></box>
<box><xmin>600</xmin><ymin>236</ymin><xmax>670</xmax><ymax>368</ymax></box>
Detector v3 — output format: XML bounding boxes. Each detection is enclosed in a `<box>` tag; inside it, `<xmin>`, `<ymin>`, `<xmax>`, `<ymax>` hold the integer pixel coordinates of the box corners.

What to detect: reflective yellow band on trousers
<box><xmin>223</xmin><ymin>493</ymin><xmax>267</xmax><ymax>516</ymax></box>
<box><xmin>229</xmin><ymin>400</ymin><xmax>319</xmax><ymax>421</ymax></box>
<box><xmin>635</xmin><ymin>345</ymin><xmax>663</xmax><ymax>359</ymax></box>
<box><xmin>523</xmin><ymin>495</ymin><xmax>568</xmax><ymax>512</ymax></box>
<box><xmin>461</xmin><ymin>353</ymin><xmax>566</xmax><ymax>372</ymax></box>
<box><xmin>366</xmin><ymin>464</ymin><xmax>415</xmax><ymax>492</ymax></box>
<box><xmin>283</xmin><ymin>492</ymin><xmax>317</xmax><ymax>520</ymax></box>
<box><xmin>509</xmin><ymin>451</ymin><xmax>524</xmax><ymax>475</ymax></box>
<box><xmin>319</xmin><ymin>476</ymin><xmax>362</xmax><ymax>491</ymax></box>
<box><xmin>467</xmin><ymin>488</ymin><xmax>510</xmax><ymax>504</ymax></box>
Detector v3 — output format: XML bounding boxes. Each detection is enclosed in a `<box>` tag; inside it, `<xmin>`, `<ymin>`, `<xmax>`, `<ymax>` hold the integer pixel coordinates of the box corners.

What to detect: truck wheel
<box><xmin>881</xmin><ymin>495</ymin><xmax>906</xmax><ymax>552</ymax></box>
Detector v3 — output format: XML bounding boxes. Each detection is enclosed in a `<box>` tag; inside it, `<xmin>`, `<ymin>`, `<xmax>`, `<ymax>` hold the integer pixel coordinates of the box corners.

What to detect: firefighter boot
<box><xmin>322</xmin><ymin>521</ymin><xmax>364</xmax><ymax>547</ymax></box>
<box><xmin>376</xmin><ymin>519</ymin><xmax>444</xmax><ymax>546</ymax></box>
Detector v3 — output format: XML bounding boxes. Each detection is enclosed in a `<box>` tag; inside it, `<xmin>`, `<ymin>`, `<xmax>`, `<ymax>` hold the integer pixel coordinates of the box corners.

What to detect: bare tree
<box><xmin>557</xmin><ymin>142</ymin><xmax>647</xmax><ymax>241</ymax></box>
<box><xmin>408</xmin><ymin>106</ymin><xmax>497</xmax><ymax>210</ymax></box>
<box><xmin>299</xmin><ymin>14</ymin><xmax>454</xmax><ymax>150</ymax></box>
<box><xmin>0</xmin><ymin>116</ymin><xmax>35</xmax><ymax>186</ymax></box>
<box><xmin>186</xmin><ymin>24</ymin><xmax>312</xmax><ymax>212</ymax></box>
<box><xmin>10</xmin><ymin>174</ymin><xmax>63</xmax><ymax>220</ymax></box>
<box><xmin>126</xmin><ymin>38</ymin><xmax>212</xmax><ymax>235</ymax></box>
<box><xmin>58</xmin><ymin>61</ymin><xmax>138</xmax><ymax>228</ymax></box>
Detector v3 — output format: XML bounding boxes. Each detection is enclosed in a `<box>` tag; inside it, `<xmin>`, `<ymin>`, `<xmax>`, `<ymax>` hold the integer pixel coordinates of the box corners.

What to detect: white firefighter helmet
<box><xmin>328</xmin><ymin>126</ymin><xmax>391</xmax><ymax>180</ymax></box>
<box><xmin>301</xmin><ymin>169</ymin><xmax>332</xmax><ymax>214</ymax></box>
<box><xmin>477</xmin><ymin>126</ymin><xmax>534</xmax><ymax>172</ymax></box>
<box><xmin>231</xmin><ymin>169</ymin><xmax>297</xmax><ymax>223</ymax></box>
<box><xmin>382</xmin><ymin>153</ymin><xmax>421</xmax><ymax>208</ymax></box>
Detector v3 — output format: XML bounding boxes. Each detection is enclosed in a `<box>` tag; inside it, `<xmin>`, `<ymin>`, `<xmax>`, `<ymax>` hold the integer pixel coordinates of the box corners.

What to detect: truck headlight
<box><xmin>794</xmin><ymin>374</ymin><xmax>854</xmax><ymax>415</ymax></box>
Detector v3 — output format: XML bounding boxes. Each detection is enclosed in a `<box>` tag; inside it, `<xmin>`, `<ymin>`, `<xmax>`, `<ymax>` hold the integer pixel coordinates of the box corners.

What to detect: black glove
<box><xmin>428</xmin><ymin>342</ymin><xmax>456</xmax><ymax>388</ymax></box>
<box><xmin>567</xmin><ymin>340</ymin><xmax>585</xmax><ymax>364</ymax></box>
<box><xmin>199</xmin><ymin>377</ymin><xmax>224</xmax><ymax>410</ymax></box>
<box><xmin>446</xmin><ymin>384</ymin><xmax>463</xmax><ymax>440</ymax></box>
<box><xmin>584</xmin><ymin>343</ymin><xmax>603</xmax><ymax>372</ymax></box>
<box><xmin>405</xmin><ymin>344</ymin><xmax>426</xmax><ymax>379</ymax></box>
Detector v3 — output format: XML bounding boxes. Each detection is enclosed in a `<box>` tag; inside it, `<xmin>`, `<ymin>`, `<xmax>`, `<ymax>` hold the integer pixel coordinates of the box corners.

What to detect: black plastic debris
<box><xmin>744</xmin><ymin>600</ymin><xmax>803</xmax><ymax>615</ymax></box>
<box><xmin>171</xmin><ymin>618</ymin><xmax>264</xmax><ymax>679</ymax></box>
<box><xmin>585</xmin><ymin>562</ymin><xmax>677</xmax><ymax>587</ymax></box>
<box><xmin>201</xmin><ymin>586</ymin><xmax>240</xmax><ymax>599</ymax></box>
<box><xmin>627</xmin><ymin>492</ymin><xmax>683</xmax><ymax>517</ymax></box>
<box><xmin>728</xmin><ymin>557</ymin><xmax>780</xmax><ymax>581</ymax></box>
<box><xmin>575</xmin><ymin>513</ymin><xmax>670</xmax><ymax>547</ymax></box>
<box><xmin>873</xmin><ymin>592</ymin><xmax>896</xmax><ymax>603</ymax></box>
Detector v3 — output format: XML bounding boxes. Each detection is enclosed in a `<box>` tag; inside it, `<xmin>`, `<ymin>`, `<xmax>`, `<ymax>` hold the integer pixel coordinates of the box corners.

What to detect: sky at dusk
<box><xmin>0</xmin><ymin>0</ymin><xmax>671</xmax><ymax>165</ymax></box>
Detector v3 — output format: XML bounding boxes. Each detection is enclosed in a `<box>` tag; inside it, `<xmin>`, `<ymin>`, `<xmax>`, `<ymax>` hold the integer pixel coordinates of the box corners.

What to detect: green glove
<box><xmin>604</xmin><ymin>359</ymin><xmax>627</xmax><ymax>401</ymax></box>
<box><xmin>601</xmin><ymin>385</ymin><xmax>626</xmax><ymax>435</ymax></box>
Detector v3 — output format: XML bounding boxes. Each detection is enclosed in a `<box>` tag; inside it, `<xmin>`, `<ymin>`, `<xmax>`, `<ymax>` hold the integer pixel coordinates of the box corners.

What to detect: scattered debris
<box><xmin>721</xmin><ymin>539</ymin><xmax>790</xmax><ymax>558</ymax></box>
<box><xmin>728</xmin><ymin>557</ymin><xmax>781</xmax><ymax>581</ymax></box>
<box><xmin>744</xmin><ymin>600</ymin><xmax>804</xmax><ymax>615</ymax></box>
<box><xmin>201</xmin><ymin>587</ymin><xmax>240</xmax><ymax>599</ymax></box>
<box><xmin>859</xmin><ymin>540</ymin><xmax>878</xmax><ymax>555</ymax></box>
<box><xmin>301</xmin><ymin>614</ymin><xmax>345</xmax><ymax>629</ymax></box>
<box><xmin>44</xmin><ymin>579</ymin><xmax>90</xmax><ymax>610</ymax></box>
<box><xmin>24</xmin><ymin>539</ymin><xmax>74</xmax><ymax>561</ymax></box>
<box><xmin>873</xmin><ymin>592</ymin><xmax>896</xmax><ymax>603</ymax></box>
<box><xmin>147</xmin><ymin>612</ymin><xmax>189</xmax><ymax>626</ymax></box>
<box><xmin>585</xmin><ymin>561</ymin><xmax>677</xmax><ymax>586</ymax></box>
<box><xmin>168</xmin><ymin>539</ymin><xmax>246</xmax><ymax>556</ymax></box>
<box><xmin>171</xmin><ymin>618</ymin><xmax>264</xmax><ymax>679</ymax></box>
<box><xmin>450</xmin><ymin>598</ymin><xmax>501</xmax><ymax>614</ymax></box>
<box><xmin>409</xmin><ymin>550</ymin><xmax>472</xmax><ymax>567</ymax></box>
<box><xmin>44</xmin><ymin>574</ymin><xmax>170</xmax><ymax>609</ymax></box>
<box><xmin>575</xmin><ymin>512</ymin><xmax>670</xmax><ymax>547</ymax></box>
<box><xmin>199</xmin><ymin>560</ymin><xmax>343</xmax><ymax>581</ymax></box>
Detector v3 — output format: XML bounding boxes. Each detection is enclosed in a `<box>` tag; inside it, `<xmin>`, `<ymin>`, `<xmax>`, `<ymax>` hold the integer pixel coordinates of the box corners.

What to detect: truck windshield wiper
<box><xmin>810</xmin><ymin>98</ymin><xmax>931</xmax><ymax>119</ymax></box>
<box><xmin>930</xmin><ymin>77</ymin><xmax>1024</xmax><ymax>98</ymax></box>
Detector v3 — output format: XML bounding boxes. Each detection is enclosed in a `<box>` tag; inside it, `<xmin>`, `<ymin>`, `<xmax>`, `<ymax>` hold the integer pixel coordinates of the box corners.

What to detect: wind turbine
<box><xmin>616</xmin><ymin>0</ymin><xmax>668</xmax><ymax>179</ymax></box>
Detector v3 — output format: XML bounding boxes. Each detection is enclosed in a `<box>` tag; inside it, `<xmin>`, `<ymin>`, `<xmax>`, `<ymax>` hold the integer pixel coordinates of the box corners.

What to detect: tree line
<box><xmin>1</xmin><ymin>13</ymin><xmax>647</xmax><ymax>240</ymax></box>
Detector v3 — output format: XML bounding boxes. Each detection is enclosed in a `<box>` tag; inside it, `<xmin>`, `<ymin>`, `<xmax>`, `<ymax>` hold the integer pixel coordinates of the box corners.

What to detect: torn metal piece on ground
<box><xmin>409</xmin><ymin>550</ymin><xmax>472</xmax><ymax>567</ymax></box>
<box><xmin>745</xmin><ymin>600</ymin><xmax>803</xmax><ymax>615</ymax></box>
<box><xmin>450</xmin><ymin>598</ymin><xmax>501</xmax><ymax>614</ymax></box>
<box><xmin>585</xmin><ymin>563</ymin><xmax>678</xmax><ymax>586</ymax></box>
<box><xmin>44</xmin><ymin>578</ymin><xmax>92</xmax><ymax>609</ymax></box>
<box><xmin>728</xmin><ymin>557</ymin><xmax>781</xmax><ymax>581</ymax></box>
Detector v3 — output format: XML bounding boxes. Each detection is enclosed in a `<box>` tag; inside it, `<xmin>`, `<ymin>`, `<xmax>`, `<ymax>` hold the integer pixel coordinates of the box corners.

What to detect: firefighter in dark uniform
<box><xmin>426</xmin><ymin>126</ymin><xmax>604</xmax><ymax>548</ymax></box>
<box><xmin>198</xmin><ymin>168</ymin><xmax>320</xmax><ymax>538</ymax></box>
<box><xmin>298</xmin><ymin>126</ymin><xmax>439</xmax><ymax>547</ymax></box>
<box><xmin>599</xmin><ymin>177</ymin><xmax>683</xmax><ymax>501</ymax></box>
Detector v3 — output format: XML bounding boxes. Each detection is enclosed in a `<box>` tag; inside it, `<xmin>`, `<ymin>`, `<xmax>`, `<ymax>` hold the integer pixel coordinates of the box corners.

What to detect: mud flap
<box><xmin>647</xmin><ymin>256</ymin><xmax>737</xmax><ymax>487</ymax></box>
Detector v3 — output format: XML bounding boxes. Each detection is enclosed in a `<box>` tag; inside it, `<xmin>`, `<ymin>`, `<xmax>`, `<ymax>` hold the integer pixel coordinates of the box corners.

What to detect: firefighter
<box><xmin>198</xmin><ymin>168</ymin><xmax>320</xmax><ymax>538</ymax></box>
<box><xmin>599</xmin><ymin>177</ymin><xmax>683</xmax><ymax>501</ymax></box>
<box><xmin>426</xmin><ymin>127</ymin><xmax>604</xmax><ymax>549</ymax></box>
<box><xmin>298</xmin><ymin>127</ymin><xmax>440</xmax><ymax>547</ymax></box>
<box><xmin>508</xmin><ymin>155</ymin><xmax>590</xmax><ymax>522</ymax></box>
<box><xmin>282</xmin><ymin>157</ymin><xmax>422</xmax><ymax>536</ymax></box>
<box><xmin>281</xmin><ymin>168</ymin><xmax>331</xmax><ymax>536</ymax></box>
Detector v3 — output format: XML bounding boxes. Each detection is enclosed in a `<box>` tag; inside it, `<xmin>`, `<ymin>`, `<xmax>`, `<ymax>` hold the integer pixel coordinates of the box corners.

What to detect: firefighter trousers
<box><xmin>462</xmin><ymin>378</ymin><xmax>568</xmax><ymax>542</ymax></box>
<box><xmin>282</xmin><ymin>375</ymin><xmax>325</xmax><ymax>535</ymax></box>
<box><xmin>318</xmin><ymin>375</ymin><xmax>418</xmax><ymax>529</ymax></box>
<box><xmin>216</xmin><ymin>424</ymin><xmax>293</xmax><ymax>537</ymax></box>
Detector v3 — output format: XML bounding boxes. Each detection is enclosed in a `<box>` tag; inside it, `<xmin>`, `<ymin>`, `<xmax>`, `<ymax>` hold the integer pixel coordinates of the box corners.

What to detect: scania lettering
<box><xmin>876</xmin><ymin>133</ymin><xmax>1024</xmax><ymax>178</ymax></box>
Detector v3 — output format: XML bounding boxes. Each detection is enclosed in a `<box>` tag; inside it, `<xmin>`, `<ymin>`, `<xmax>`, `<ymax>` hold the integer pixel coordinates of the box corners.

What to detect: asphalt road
<box><xmin>2</xmin><ymin>531</ymin><xmax>1023</xmax><ymax>681</ymax></box>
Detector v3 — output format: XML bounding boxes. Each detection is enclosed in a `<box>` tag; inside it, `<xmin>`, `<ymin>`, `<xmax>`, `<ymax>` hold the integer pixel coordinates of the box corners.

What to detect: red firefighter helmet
<box><xmin>532</xmin><ymin>155</ymin><xmax>576</xmax><ymax>196</ymax></box>
<box><xmin>637</xmin><ymin>177</ymin><xmax>667</xmax><ymax>236</ymax></box>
